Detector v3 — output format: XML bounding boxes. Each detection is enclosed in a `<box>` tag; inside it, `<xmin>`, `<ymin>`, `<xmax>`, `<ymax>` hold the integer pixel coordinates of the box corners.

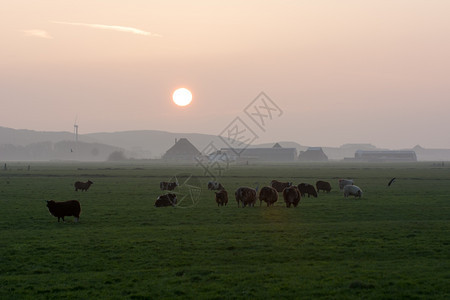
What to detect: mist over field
<box><xmin>1</xmin><ymin>126</ymin><xmax>450</xmax><ymax>162</ymax></box>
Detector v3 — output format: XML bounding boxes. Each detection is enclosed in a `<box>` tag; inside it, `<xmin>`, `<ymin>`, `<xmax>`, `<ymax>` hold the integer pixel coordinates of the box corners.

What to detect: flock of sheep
<box><xmin>46</xmin><ymin>177</ymin><xmax>363</xmax><ymax>222</ymax></box>
<box><xmin>156</xmin><ymin>178</ymin><xmax>363</xmax><ymax>208</ymax></box>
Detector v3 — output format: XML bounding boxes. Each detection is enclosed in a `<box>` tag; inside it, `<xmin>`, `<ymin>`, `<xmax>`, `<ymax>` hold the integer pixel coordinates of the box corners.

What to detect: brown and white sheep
<box><xmin>282</xmin><ymin>186</ymin><xmax>301</xmax><ymax>208</ymax></box>
<box><xmin>270</xmin><ymin>180</ymin><xmax>292</xmax><ymax>192</ymax></box>
<box><xmin>208</xmin><ymin>181</ymin><xmax>225</xmax><ymax>191</ymax></box>
<box><xmin>235</xmin><ymin>187</ymin><xmax>258</xmax><ymax>208</ymax></box>
<box><xmin>215</xmin><ymin>189</ymin><xmax>228</xmax><ymax>206</ymax></box>
<box><xmin>258</xmin><ymin>186</ymin><xmax>278</xmax><ymax>206</ymax></box>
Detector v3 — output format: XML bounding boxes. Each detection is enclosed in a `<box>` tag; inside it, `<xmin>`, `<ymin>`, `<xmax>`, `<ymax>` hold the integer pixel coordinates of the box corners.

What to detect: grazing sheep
<box><xmin>235</xmin><ymin>187</ymin><xmax>258</xmax><ymax>208</ymax></box>
<box><xmin>297</xmin><ymin>183</ymin><xmax>318</xmax><ymax>198</ymax></box>
<box><xmin>343</xmin><ymin>185</ymin><xmax>363</xmax><ymax>198</ymax></box>
<box><xmin>160</xmin><ymin>181</ymin><xmax>178</xmax><ymax>191</ymax></box>
<box><xmin>208</xmin><ymin>181</ymin><xmax>225</xmax><ymax>191</ymax></box>
<box><xmin>282</xmin><ymin>186</ymin><xmax>301</xmax><ymax>208</ymax></box>
<box><xmin>46</xmin><ymin>200</ymin><xmax>81</xmax><ymax>222</ymax></box>
<box><xmin>74</xmin><ymin>180</ymin><xmax>93</xmax><ymax>192</ymax></box>
<box><xmin>155</xmin><ymin>193</ymin><xmax>177</xmax><ymax>207</ymax></box>
<box><xmin>339</xmin><ymin>179</ymin><xmax>354</xmax><ymax>191</ymax></box>
<box><xmin>258</xmin><ymin>186</ymin><xmax>278</xmax><ymax>206</ymax></box>
<box><xmin>270</xmin><ymin>180</ymin><xmax>292</xmax><ymax>192</ymax></box>
<box><xmin>215</xmin><ymin>189</ymin><xmax>228</xmax><ymax>206</ymax></box>
<box><xmin>316</xmin><ymin>180</ymin><xmax>332</xmax><ymax>193</ymax></box>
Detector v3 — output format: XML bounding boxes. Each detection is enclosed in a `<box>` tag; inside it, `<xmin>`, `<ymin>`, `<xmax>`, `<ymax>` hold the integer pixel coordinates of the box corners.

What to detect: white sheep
<box><xmin>339</xmin><ymin>179</ymin><xmax>354</xmax><ymax>191</ymax></box>
<box><xmin>343</xmin><ymin>185</ymin><xmax>362</xmax><ymax>198</ymax></box>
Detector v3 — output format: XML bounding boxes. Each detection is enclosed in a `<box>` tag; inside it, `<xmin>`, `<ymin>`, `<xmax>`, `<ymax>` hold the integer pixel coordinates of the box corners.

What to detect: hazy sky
<box><xmin>1</xmin><ymin>1</ymin><xmax>449</xmax><ymax>149</ymax></box>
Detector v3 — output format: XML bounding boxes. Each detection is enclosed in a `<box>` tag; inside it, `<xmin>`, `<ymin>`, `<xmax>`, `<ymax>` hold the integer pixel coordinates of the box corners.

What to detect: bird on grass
<box><xmin>388</xmin><ymin>177</ymin><xmax>396</xmax><ymax>186</ymax></box>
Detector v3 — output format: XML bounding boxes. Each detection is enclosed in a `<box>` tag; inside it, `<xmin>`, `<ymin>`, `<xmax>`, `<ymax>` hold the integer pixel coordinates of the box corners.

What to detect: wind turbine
<box><xmin>71</xmin><ymin>116</ymin><xmax>79</xmax><ymax>153</ymax></box>
<box><xmin>74</xmin><ymin>116</ymin><xmax>79</xmax><ymax>143</ymax></box>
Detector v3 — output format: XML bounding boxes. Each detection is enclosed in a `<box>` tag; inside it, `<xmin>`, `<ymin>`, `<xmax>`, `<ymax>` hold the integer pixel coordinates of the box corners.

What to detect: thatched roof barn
<box><xmin>272</xmin><ymin>143</ymin><xmax>282</xmax><ymax>148</ymax></box>
<box><xmin>162</xmin><ymin>138</ymin><xmax>200</xmax><ymax>162</ymax></box>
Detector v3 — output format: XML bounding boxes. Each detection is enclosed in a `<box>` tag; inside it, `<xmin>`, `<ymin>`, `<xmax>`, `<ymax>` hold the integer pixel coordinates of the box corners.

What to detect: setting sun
<box><xmin>172</xmin><ymin>88</ymin><xmax>192</xmax><ymax>107</ymax></box>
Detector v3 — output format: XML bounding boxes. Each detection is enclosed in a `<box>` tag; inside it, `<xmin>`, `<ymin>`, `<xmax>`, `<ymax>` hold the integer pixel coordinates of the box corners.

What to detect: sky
<box><xmin>1</xmin><ymin>0</ymin><xmax>449</xmax><ymax>149</ymax></box>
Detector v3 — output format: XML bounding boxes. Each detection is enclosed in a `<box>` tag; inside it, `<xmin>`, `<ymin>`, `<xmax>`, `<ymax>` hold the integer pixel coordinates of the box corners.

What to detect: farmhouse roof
<box><xmin>272</xmin><ymin>143</ymin><xmax>282</xmax><ymax>148</ymax></box>
<box><xmin>298</xmin><ymin>147</ymin><xmax>329</xmax><ymax>162</ymax></box>
<box><xmin>162</xmin><ymin>138</ymin><xmax>200</xmax><ymax>160</ymax></box>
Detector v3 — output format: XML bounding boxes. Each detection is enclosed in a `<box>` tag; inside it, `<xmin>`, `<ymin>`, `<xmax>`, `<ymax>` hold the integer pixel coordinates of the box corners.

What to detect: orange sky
<box><xmin>1</xmin><ymin>1</ymin><xmax>449</xmax><ymax>148</ymax></box>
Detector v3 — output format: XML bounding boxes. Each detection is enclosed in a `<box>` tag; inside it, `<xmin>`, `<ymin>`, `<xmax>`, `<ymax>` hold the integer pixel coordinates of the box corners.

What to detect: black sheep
<box><xmin>298</xmin><ymin>183</ymin><xmax>318</xmax><ymax>198</ymax></box>
<box><xmin>316</xmin><ymin>180</ymin><xmax>332</xmax><ymax>193</ymax></box>
<box><xmin>155</xmin><ymin>193</ymin><xmax>177</xmax><ymax>207</ymax></box>
<box><xmin>74</xmin><ymin>180</ymin><xmax>93</xmax><ymax>192</ymax></box>
<box><xmin>46</xmin><ymin>200</ymin><xmax>81</xmax><ymax>222</ymax></box>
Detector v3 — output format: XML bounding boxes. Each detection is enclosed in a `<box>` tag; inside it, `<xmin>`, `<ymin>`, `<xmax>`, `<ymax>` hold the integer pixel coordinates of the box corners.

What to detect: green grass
<box><xmin>0</xmin><ymin>162</ymin><xmax>449</xmax><ymax>299</ymax></box>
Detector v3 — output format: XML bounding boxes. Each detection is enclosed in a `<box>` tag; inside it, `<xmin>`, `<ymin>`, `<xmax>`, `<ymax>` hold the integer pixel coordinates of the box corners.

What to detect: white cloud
<box><xmin>51</xmin><ymin>21</ymin><xmax>162</xmax><ymax>37</ymax></box>
<box><xmin>22</xmin><ymin>29</ymin><xmax>53</xmax><ymax>39</ymax></box>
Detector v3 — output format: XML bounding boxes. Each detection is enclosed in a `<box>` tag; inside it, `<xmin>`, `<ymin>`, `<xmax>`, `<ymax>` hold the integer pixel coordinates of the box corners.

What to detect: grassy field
<box><xmin>1</xmin><ymin>161</ymin><xmax>449</xmax><ymax>299</ymax></box>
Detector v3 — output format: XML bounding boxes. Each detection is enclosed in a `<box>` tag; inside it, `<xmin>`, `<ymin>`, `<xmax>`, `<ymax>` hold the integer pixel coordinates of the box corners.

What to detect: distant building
<box><xmin>162</xmin><ymin>138</ymin><xmax>200</xmax><ymax>162</ymax></box>
<box><xmin>354</xmin><ymin>150</ymin><xmax>417</xmax><ymax>162</ymax></box>
<box><xmin>272</xmin><ymin>142</ymin><xmax>282</xmax><ymax>149</ymax></box>
<box><xmin>412</xmin><ymin>145</ymin><xmax>450</xmax><ymax>161</ymax></box>
<box><xmin>298</xmin><ymin>147</ymin><xmax>328</xmax><ymax>162</ymax></box>
<box><xmin>219</xmin><ymin>143</ymin><xmax>297</xmax><ymax>162</ymax></box>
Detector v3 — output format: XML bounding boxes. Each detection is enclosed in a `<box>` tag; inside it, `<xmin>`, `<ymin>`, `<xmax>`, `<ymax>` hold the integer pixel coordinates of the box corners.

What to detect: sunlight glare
<box><xmin>172</xmin><ymin>88</ymin><xmax>192</xmax><ymax>106</ymax></box>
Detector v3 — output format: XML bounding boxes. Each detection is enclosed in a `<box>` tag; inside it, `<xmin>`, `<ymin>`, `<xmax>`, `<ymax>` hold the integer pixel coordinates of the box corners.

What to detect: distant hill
<box><xmin>0</xmin><ymin>126</ymin><xmax>94</xmax><ymax>146</ymax></box>
<box><xmin>0</xmin><ymin>126</ymin><xmax>123</xmax><ymax>161</ymax></box>
<box><xmin>1</xmin><ymin>126</ymin><xmax>449</xmax><ymax>161</ymax></box>
<box><xmin>0</xmin><ymin>140</ymin><xmax>126</xmax><ymax>161</ymax></box>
